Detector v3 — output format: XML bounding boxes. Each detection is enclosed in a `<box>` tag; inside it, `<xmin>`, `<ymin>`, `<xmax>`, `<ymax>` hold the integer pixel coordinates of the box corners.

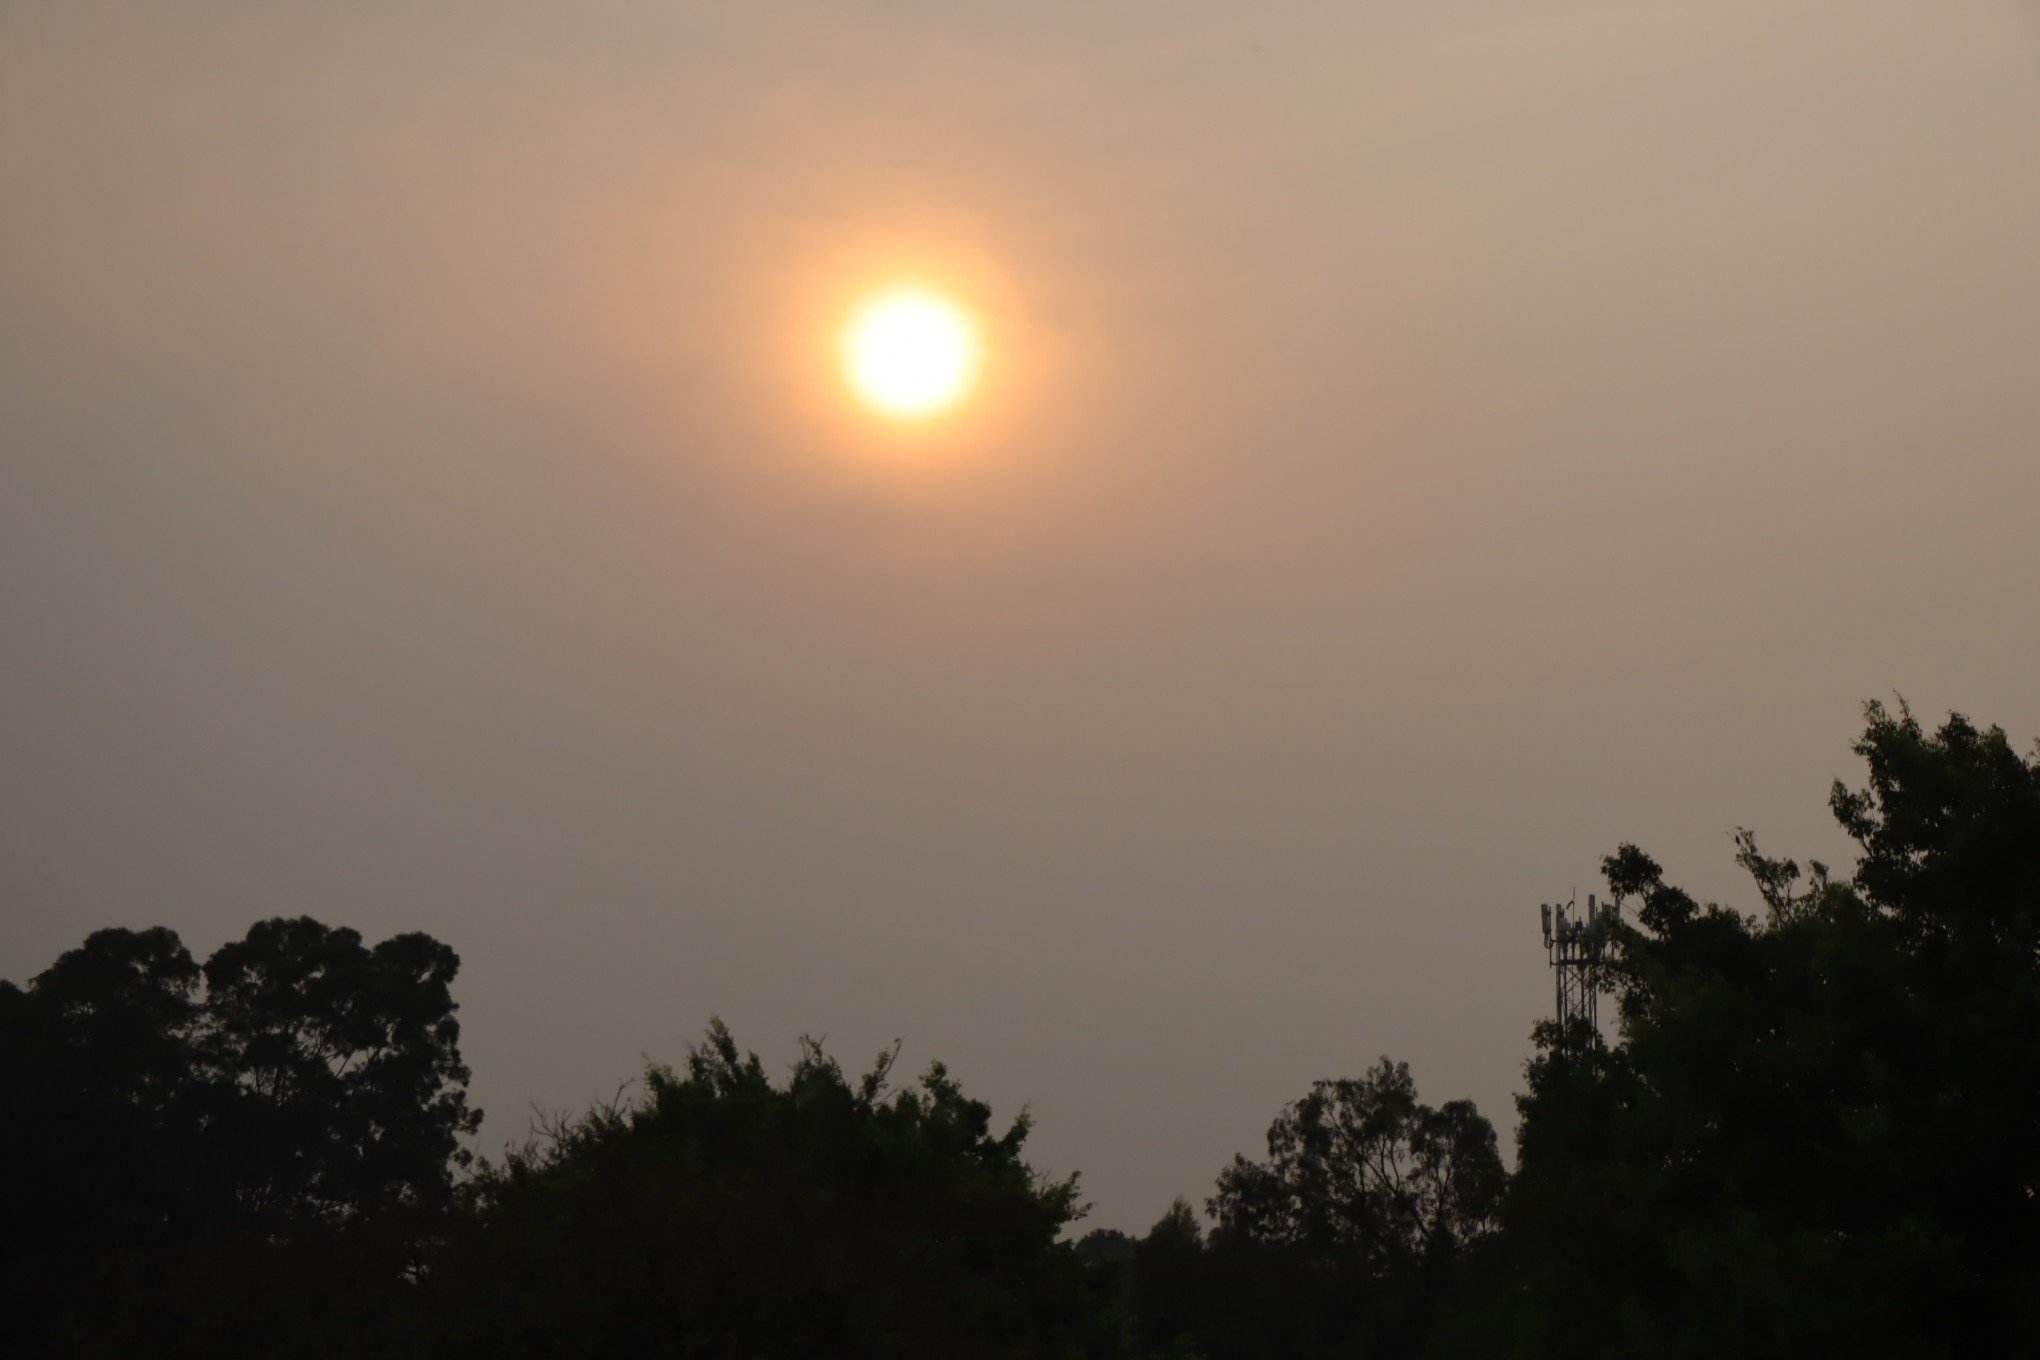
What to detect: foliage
<box><xmin>12</xmin><ymin>700</ymin><xmax>2040</xmax><ymax>1358</ymax></box>
<box><xmin>1465</xmin><ymin>702</ymin><xmax>2040</xmax><ymax>1358</ymax></box>
<box><xmin>1123</xmin><ymin>1063</ymin><xmax>1503</xmax><ymax>1360</ymax></box>
<box><xmin>203</xmin><ymin>917</ymin><xmax>479</xmax><ymax>1232</ymax></box>
<box><xmin>0</xmin><ymin>917</ymin><xmax>478</xmax><ymax>1358</ymax></box>
<box><xmin>424</xmin><ymin>1020</ymin><xmax>1121</xmax><ymax>1359</ymax></box>
<box><xmin>1211</xmin><ymin>1058</ymin><xmax>1504</xmax><ymax>1271</ymax></box>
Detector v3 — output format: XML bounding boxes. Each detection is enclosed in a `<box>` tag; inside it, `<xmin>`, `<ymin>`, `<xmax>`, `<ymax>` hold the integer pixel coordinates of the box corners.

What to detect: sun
<box><xmin>840</xmin><ymin>287</ymin><xmax>980</xmax><ymax>419</ymax></box>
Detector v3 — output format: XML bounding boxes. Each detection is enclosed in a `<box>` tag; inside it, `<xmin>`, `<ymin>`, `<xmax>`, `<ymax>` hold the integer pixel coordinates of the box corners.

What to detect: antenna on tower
<box><xmin>1540</xmin><ymin>891</ymin><xmax>1617</xmax><ymax>1038</ymax></box>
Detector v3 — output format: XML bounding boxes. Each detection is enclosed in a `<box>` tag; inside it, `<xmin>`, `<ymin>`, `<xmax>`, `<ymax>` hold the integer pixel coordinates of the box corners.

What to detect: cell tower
<box><xmin>1539</xmin><ymin>893</ymin><xmax>1617</xmax><ymax>1035</ymax></box>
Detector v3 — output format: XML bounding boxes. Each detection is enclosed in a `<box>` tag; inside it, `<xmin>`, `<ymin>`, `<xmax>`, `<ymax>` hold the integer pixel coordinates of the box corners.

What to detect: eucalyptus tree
<box><xmin>0</xmin><ymin>916</ymin><xmax>479</xmax><ymax>1357</ymax></box>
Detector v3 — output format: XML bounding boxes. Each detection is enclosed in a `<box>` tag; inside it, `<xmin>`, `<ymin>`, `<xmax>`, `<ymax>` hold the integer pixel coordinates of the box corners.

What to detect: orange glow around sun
<box><xmin>840</xmin><ymin>286</ymin><xmax>981</xmax><ymax>419</ymax></box>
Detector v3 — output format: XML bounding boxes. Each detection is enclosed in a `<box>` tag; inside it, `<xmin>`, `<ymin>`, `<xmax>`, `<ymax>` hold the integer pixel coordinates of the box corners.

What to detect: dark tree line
<box><xmin>422</xmin><ymin>1024</ymin><xmax>1117</xmax><ymax>1359</ymax></box>
<box><xmin>1083</xmin><ymin>1060</ymin><xmax>1506</xmax><ymax>1360</ymax></box>
<box><xmin>0</xmin><ymin>918</ymin><xmax>478</xmax><ymax>1356</ymax></box>
<box><xmin>6</xmin><ymin>700</ymin><xmax>2039</xmax><ymax>1357</ymax></box>
<box><xmin>1452</xmin><ymin>701</ymin><xmax>2040</xmax><ymax>1359</ymax></box>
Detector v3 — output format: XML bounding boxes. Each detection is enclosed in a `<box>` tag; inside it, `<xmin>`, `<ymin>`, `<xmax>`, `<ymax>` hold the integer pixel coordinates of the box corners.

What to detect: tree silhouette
<box><xmin>426</xmin><ymin>1020</ymin><xmax>1121</xmax><ymax>1359</ymax></box>
<box><xmin>1212</xmin><ymin>1058</ymin><xmax>1503</xmax><ymax>1273</ymax></box>
<box><xmin>1467</xmin><ymin>703</ymin><xmax>2040</xmax><ymax>1358</ymax></box>
<box><xmin>14</xmin><ymin>700</ymin><xmax>2038</xmax><ymax>1357</ymax></box>
<box><xmin>203</xmin><ymin>917</ymin><xmax>479</xmax><ymax>1234</ymax></box>
<box><xmin>0</xmin><ymin>917</ymin><xmax>477</xmax><ymax>1357</ymax></box>
<box><xmin>1128</xmin><ymin>1060</ymin><xmax>1502</xmax><ymax>1360</ymax></box>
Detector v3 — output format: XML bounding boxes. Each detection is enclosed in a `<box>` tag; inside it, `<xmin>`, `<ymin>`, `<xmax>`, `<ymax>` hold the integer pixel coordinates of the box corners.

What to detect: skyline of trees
<box><xmin>6</xmin><ymin>699</ymin><xmax>2037</xmax><ymax>1356</ymax></box>
<box><xmin>1</xmin><ymin>916</ymin><xmax>480</xmax><ymax>1356</ymax></box>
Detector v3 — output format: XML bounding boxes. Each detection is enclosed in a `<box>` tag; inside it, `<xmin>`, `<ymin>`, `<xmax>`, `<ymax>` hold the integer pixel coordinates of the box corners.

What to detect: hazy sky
<box><xmin>6</xmin><ymin>1</ymin><xmax>2039</xmax><ymax>1232</ymax></box>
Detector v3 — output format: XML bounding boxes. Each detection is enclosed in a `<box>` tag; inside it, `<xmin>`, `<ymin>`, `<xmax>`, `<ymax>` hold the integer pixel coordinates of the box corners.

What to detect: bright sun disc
<box><xmin>841</xmin><ymin>288</ymin><xmax>980</xmax><ymax>419</ymax></box>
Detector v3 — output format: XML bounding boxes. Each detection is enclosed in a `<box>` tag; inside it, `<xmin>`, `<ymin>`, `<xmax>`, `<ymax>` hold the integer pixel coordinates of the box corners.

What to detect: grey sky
<box><xmin>5</xmin><ymin>1</ymin><xmax>2039</xmax><ymax>1231</ymax></box>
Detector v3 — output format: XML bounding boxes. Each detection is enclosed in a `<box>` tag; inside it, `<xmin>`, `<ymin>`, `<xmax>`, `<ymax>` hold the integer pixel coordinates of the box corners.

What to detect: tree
<box><xmin>0</xmin><ymin>917</ymin><xmax>479</xmax><ymax>1358</ymax></box>
<box><xmin>1212</xmin><ymin>1058</ymin><xmax>1503</xmax><ymax>1273</ymax></box>
<box><xmin>1473</xmin><ymin>703</ymin><xmax>2040</xmax><ymax>1358</ymax></box>
<box><xmin>0</xmin><ymin>928</ymin><xmax>215</xmax><ymax>1353</ymax></box>
<box><xmin>425</xmin><ymin>1020</ymin><xmax>1123</xmax><ymax>1359</ymax></box>
<box><xmin>1152</xmin><ymin>1059</ymin><xmax>1504</xmax><ymax>1360</ymax></box>
<box><xmin>203</xmin><ymin>917</ymin><xmax>480</xmax><ymax>1235</ymax></box>
<box><xmin>1126</xmin><ymin>1199</ymin><xmax>1211</xmax><ymax>1358</ymax></box>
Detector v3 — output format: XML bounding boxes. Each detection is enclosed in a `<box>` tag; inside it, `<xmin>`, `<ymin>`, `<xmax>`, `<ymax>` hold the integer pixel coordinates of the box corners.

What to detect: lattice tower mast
<box><xmin>1539</xmin><ymin>893</ymin><xmax>1618</xmax><ymax>1034</ymax></box>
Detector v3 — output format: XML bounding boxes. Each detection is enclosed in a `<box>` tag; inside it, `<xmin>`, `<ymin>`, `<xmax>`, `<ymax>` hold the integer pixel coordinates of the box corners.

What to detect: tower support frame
<box><xmin>1540</xmin><ymin>894</ymin><xmax>1616</xmax><ymax>1037</ymax></box>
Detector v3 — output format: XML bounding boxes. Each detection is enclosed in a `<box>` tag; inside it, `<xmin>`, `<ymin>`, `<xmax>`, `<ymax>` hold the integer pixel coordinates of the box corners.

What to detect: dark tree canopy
<box><xmin>11</xmin><ymin>699</ymin><xmax>2039</xmax><ymax>1359</ymax></box>
<box><xmin>0</xmin><ymin>917</ymin><xmax>478</xmax><ymax>1358</ymax></box>
<box><xmin>1468</xmin><ymin>703</ymin><xmax>2040</xmax><ymax>1359</ymax></box>
<box><xmin>427</xmin><ymin>1020</ymin><xmax>1118</xmax><ymax>1360</ymax></box>
<box><xmin>1212</xmin><ymin>1057</ymin><xmax>1504</xmax><ymax>1272</ymax></box>
<box><xmin>1125</xmin><ymin>1061</ymin><xmax>1503</xmax><ymax>1360</ymax></box>
<box><xmin>203</xmin><ymin>917</ymin><xmax>479</xmax><ymax>1231</ymax></box>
